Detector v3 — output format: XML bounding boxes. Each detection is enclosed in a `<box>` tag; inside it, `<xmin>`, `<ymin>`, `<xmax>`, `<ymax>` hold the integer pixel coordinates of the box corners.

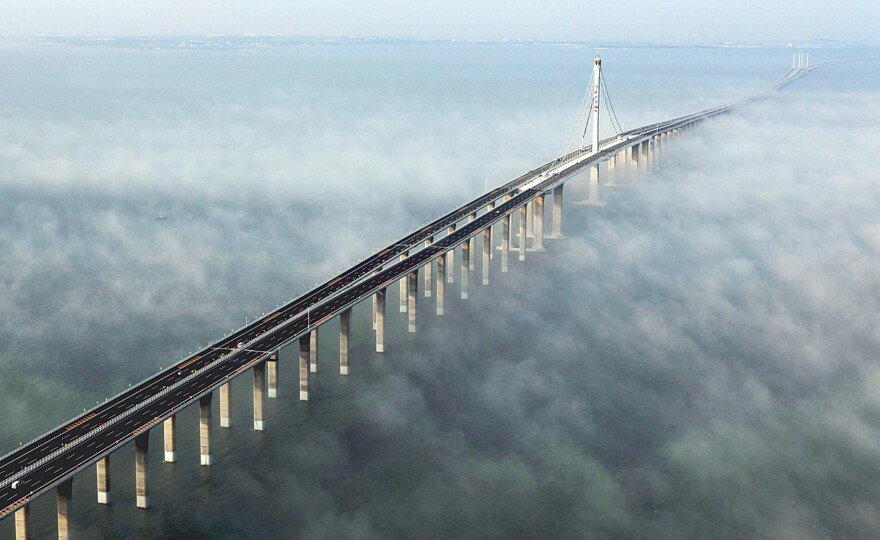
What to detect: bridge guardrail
<box><xmin>0</xmin><ymin>338</ymin><xmax>269</xmax><ymax>490</ymax></box>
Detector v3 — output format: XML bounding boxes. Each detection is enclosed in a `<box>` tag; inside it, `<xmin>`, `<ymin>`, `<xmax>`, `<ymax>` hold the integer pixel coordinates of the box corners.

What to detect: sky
<box><xmin>0</xmin><ymin>0</ymin><xmax>878</xmax><ymax>42</ymax></box>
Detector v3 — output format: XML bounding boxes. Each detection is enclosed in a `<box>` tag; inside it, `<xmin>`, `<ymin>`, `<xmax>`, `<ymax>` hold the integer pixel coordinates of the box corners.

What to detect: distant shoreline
<box><xmin>0</xmin><ymin>35</ymin><xmax>871</xmax><ymax>51</ymax></box>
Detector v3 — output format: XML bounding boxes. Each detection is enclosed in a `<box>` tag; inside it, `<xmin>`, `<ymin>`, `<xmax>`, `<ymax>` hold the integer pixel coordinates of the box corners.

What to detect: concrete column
<box><xmin>446</xmin><ymin>225</ymin><xmax>456</xmax><ymax>283</ymax></box>
<box><xmin>135</xmin><ymin>432</ymin><xmax>149</xmax><ymax>509</ymax></box>
<box><xmin>583</xmin><ymin>164</ymin><xmax>606</xmax><ymax>206</ymax></box>
<box><xmin>375</xmin><ymin>287</ymin><xmax>386</xmax><ymax>351</ymax></box>
<box><xmin>56</xmin><ymin>479</ymin><xmax>72</xmax><ymax>540</ymax></box>
<box><xmin>219</xmin><ymin>383</ymin><xmax>231</xmax><ymax>428</ymax></box>
<box><xmin>653</xmin><ymin>136</ymin><xmax>660</xmax><ymax>171</ymax></box>
<box><xmin>653</xmin><ymin>136</ymin><xmax>660</xmax><ymax>169</ymax></box>
<box><xmin>550</xmin><ymin>185</ymin><xmax>563</xmax><ymax>239</ymax></box>
<box><xmin>371</xmin><ymin>268</ymin><xmax>380</xmax><ymax>330</ymax></box>
<box><xmin>298</xmin><ymin>335</ymin><xmax>310</xmax><ymax>400</ymax></box>
<box><xmin>407</xmin><ymin>270</ymin><xmax>418</xmax><ymax>333</ymax></box>
<box><xmin>502</xmin><ymin>213</ymin><xmax>511</xmax><ymax>272</ymax></box>
<box><xmin>372</xmin><ymin>268</ymin><xmax>380</xmax><ymax>329</ymax></box>
<box><xmin>398</xmin><ymin>251</ymin><xmax>408</xmax><ymax>313</ymax></box>
<box><xmin>96</xmin><ymin>456</ymin><xmax>110</xmax><ymax>504</ymax></box>
<box><xmin>199</xmin><ymin>393</ymin><xmax>212</xmax><ymax>466</ymax></box>
<box><xmin>163</xmin><ymin>416</ymin><xmax>176</xmax><ymax>463</ymax></box>
<box><xmin>482</xmin><ymin>227</ymin><xmax>490</xmax><ymax>285</ymax></box>
<box><xmin>461</xmin><ymin>239</ymin><xmax>469</xmax><ymax>300</ymax></box>
<box><xmin>607</xmin><ymin>154</ymin><xmax>617</xmax><ymax>185</ymax></box>
<box><xmin>436</xmin><ymin>255</ymin><xmax>445</xmax><ymax>315</ymax></box>
<box><xmin>339</xmin><ymin>309</ymin><xmax>351</xmax><ymax>375</ymax></box>
<box><xmin>526</xmin><ymin>201</ymin><xmax>536</xmax><ymax>239</ymax></box>
<box><xmin>14</xmin><ymin>505</ymin><xmax>29</xmax><ymax>540</ymax></box>
<box><xmin>651</xmin><ymin>135</ymin><xmax>660</xmax><ymax>172</ymax></box>
<box><xmin>468</xmin><ymin>213</ymin><xmax>476</xmax><ymax>271</ymax></box>
<box><xmin>487</xmin><ymin>201</ymin><xmax>495</xmax><ymax>259</ymax></box>
<box><xmin>423</xmin><ymin>237</ymin><xmax>433</xmax><ymax>297</ymax></box>
<box><xmin>519</xmin><ymin>205</ymin><xmax>527</xmax><ymax>261</ymax></box>
<box><xmin>253</xmin><ymin>360</ymin><xmax>265</xmax><ymax>430</ymax></box>
<box><xmin>589</xmin><ymin>164</ymin><xmax>599</xmax><ymax>202</ymax></box>
<box><xmin>531</xmin><ymin>195</ymin><xmax>545</xmax><ymax>251</ymax></box>
<box><xmin>661</xmin><ymin>132</ymin><xmax>668</xmax><ymax>166</ymax></box>
<box><xmin>309</xmin><ymin>329</ymin><xmax>318</xmax><ymax>373</ymax></box>
<box><xmin>640</xmin><ymin>140</ymin><xmax>649</xmax><ymax>177</ymax></box>
<box><xmin>629</xmin><ymin>144</ymin><xmax>639</xmax><ymax>173</ymax></box>
<box><xmin>267</xmin><ymin>352</ymin><xmax>278</xmax><ymax>398</ymax></box>
<box><xmin>663</xmin><ymin>131</ymin><xmax>669</xmax><ymax>158</ymax></box>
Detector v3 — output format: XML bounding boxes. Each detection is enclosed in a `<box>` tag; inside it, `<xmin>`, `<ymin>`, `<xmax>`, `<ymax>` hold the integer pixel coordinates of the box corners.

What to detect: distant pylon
<box><xmin>591</xmin><ymin>52</ymin><xmax>602</xmax><ymax>154</ymax></box>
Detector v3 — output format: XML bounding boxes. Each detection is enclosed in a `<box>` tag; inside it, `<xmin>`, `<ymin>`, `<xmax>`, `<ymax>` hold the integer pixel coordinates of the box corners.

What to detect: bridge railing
<box><xmin>0</xmin><ymin>326</ymin><xmax>276</xmax><ymax>490</ymax></box>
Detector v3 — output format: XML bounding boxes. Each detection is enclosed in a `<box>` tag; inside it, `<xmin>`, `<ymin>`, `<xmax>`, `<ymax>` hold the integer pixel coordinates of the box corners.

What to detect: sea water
<box><xmin>1</xmin><ymin>39</ymin><xmax>879</xmax><ymax>538</ymax></box>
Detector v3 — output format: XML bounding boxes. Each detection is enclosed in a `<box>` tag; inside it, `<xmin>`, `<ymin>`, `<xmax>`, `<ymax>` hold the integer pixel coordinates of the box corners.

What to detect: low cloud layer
<box><xmin>1</xmin><ymin>46</ymin><xmax>879</xmax><ymax>538</ymax></box>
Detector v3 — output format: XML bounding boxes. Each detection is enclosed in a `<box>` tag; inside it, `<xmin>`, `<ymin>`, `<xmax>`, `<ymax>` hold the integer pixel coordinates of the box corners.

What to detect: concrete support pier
<box><xmin>436</xmin><ymin>255</ymin><xmax>446</xmax><ymax>315</ymax></box>
<box><xmin>96</xmin><ymin>456</ymin><xmax>110</xmax><ymax>504</ymax></box>
<box><xmin>640</xmin><ymin>140</ymin><xmax>649</xmax><ymax>177</ymax></box>
<box><xmin>372</xmin><ymin>268</ymin><xmax>380</xmax><ymax>330</ymax></box>
<box><xmin>446</xmin><ymin>225</ymin><xmax>456</xmax><ymax>283</ymax></box>
<box><xmin>468</xmin><ymin>213</ymin><xmax>477</xmax><ymax>270</ymax></box>
<box><xmin>219</xmin><ymin>383</ymin><xmax>231</xmax><ymax>428</ymax></box>
<box><xmin>579</xmin><ymin>164</ymin><xmax>606</xmax><ymax>206</ymax></box>
<box><xmin>309</xmin><ymin>330</ymin><xmax>318</xmax><ymax>373</ymax></box>
<box><xmin>526</xmin><ymin>201</ymin><xmax>535</xmax><ymax>238</ymax></box>
<box><xmin>407</xmin><ymin>270</ymin><xmax>418</xmax><ymax>333</ymax></box>
<box><xmin>163</xmin><ymin>416</ymin><xmax>176</xmax><ymax>463</ymax></box>
<box><xmin>502</xmin><ymin>213</ymin><xmax>511</xmax><ymax>272</ymax></box>
<box><xmin>423</xmin><ymin>238</ymin><xmax>433</xmax><ymax>297</ymax></box>
<box><xmin>629</xmin><ymin>144</ymin><xmax>639</xmax><ymax>174</ymax></box>
<box><xmin>339</xmin><ymin>308</ymin><xmax>351</xmax><ymax>375</ymax></box>
<box><xmin>56</xmin><ymin>479</ymin><xmax>72</xmax><ymax>540</ymax></box>
<box><xmin>650</xmin><ymin>137</ymin><xmax>658</xmax><ymax>171</ymax></box>
<box><xmin>606</xmin><ymin>154</ymin><xmax>618</xmax><ymax>186</ymax></box>
<box><xmin>14</xmin><ymin>505</ymin><xmax>29</xmax><ymax>540</ymax></box>
<box><xmin>519</xmin><ymin>206</ymin><xmax>527</xmax><ymax>261</ymax></box>
<box><xmin>253</xmin><ymin>360</ymin><xmax>265</xmax><ymax>430</ymax></box>
<box><xmin>267</xmin><ymin>352</ymin><xmax>278</xmax><ymax>398</ymax></box>
<box><xmin>531</xmin><ymin>194</ymin><xmax>545</xmax><ymax>251</ymax></box>
<box><xmin>487</xmin><ymin>201</ymin><xmax>495</xmax><ymax>259</ymax></box>
<box><xmin>661</xmin><ymin>132</ymin><xmax>668</xmax><ymax>166</ymax></box>
<box><xmin>375</xmin><ymin>288</ymin><xmax>386</xmax><ymax>351</ymax></box>
<box><xmin>482</xmin><ymin>228</ymin><xmax>490</xmax><ymax>285</ymax></box>
<box><xmin>298</xmin><ymin>335</ymin><xmax>310</xmax><ymax>399</ymax></box>
<box><xmin>135</xmin><ymin>432</ymin><xmax>149</xmax><ymax>509</ymax></box>
<box><xmin>461</xmin><ymin>239</ymin><xmax>470</xmax><ymax>300</ymax></box>
<box><xmin>550</xmin><ymin>185</ymin><xmax>564</xmax><ymax>239</ymax></box>
<box><xmin>199</xmin><ymin>393</ymin><xmax>212</xmax><ymax>466</ymax></box>
<box><xmin>398</xmin><ymin>251</ymin><xmax>408</xmax><ymax>312</ymax></box>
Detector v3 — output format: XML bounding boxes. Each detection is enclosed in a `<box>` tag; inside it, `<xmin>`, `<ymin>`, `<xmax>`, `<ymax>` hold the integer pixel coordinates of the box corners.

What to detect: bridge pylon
<box><xmin>575</xmin><ymin>52</ymin><xmax>614</xmax><ymax>206</ymax></box>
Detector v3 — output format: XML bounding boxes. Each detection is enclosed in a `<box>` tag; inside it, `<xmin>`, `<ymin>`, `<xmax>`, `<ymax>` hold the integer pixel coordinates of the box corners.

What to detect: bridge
<box><xmin>0</xmin><ymin>53</ymin><xmax>846</xmax><ymax>538</ymax></box>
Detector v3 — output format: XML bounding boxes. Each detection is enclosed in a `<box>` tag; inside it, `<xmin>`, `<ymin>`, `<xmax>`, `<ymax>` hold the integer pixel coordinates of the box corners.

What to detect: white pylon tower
<box><xmin>557</xmin><ymin>49</ymin><xmax>622</xmax><ymax>162</ymax></box>
<box><xmin>574</xmin><ymin>51</ymin><xmax>608</xmax><ymax>206</ymax></box>
<box><xmin>591</xmin><ymin>52</ymin><xmax>602</xmax><ymax>154</ymax></box>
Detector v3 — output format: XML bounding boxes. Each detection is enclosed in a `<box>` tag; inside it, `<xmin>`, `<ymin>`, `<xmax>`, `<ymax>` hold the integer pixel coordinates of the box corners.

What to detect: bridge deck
<box><xmin>0</xmin><ymin>65</ymin><xmax>811</xmax><ymax>520</ymax></box>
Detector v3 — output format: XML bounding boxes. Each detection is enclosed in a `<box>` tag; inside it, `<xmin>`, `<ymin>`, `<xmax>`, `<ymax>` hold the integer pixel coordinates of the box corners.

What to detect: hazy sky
<box><xmin>1</xmin><ymin>0</ymin><xmax>878</xmax><ymax>42</ymax></box>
